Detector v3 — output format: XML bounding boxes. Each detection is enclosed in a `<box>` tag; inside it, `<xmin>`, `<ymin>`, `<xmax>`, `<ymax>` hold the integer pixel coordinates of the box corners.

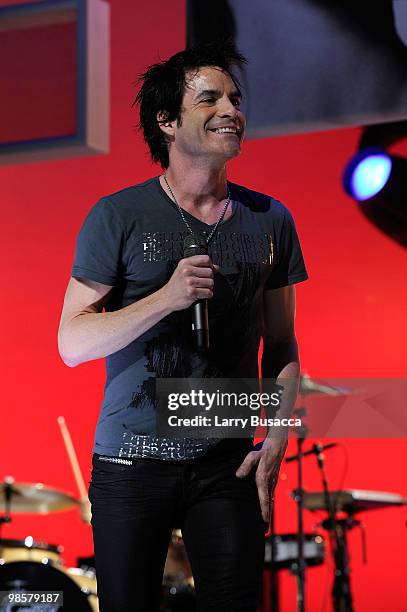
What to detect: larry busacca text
<box><xmin>167</xmin><ymin>414</ymin><xmax>302</xmax><ymax>428</ymax></box>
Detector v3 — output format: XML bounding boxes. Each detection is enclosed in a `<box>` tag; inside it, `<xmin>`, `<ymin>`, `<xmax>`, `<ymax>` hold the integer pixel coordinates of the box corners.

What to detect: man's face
<box><xmin>167</xmin><ymin>66</ymin><xmax>246</xmax><ymax>163</ymax></box>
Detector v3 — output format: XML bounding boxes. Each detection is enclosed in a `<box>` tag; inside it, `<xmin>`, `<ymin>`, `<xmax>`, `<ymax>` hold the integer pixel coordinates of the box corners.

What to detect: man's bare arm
<box><xmin>58</xmin><ymin>255</ymin><xmax>217</xmax><ymax>367</ymax></box>
<box><xmin>236</xmin><ymin>285</ymin><xmax>301</xmax><ymax>524</ymax></box>
<box><xmin>262</xmin><ymin>285</ymin><xmax>300</xmax><ymax>429</ymax></box>
<box><xmin>58</xmin><ymin>277</ymin><xmax>170</xmax><ymax>367</ymax></box>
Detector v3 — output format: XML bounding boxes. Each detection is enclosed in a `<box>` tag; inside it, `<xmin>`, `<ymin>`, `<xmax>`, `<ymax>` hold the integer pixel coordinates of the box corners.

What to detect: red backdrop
<box><xmin>1</xmin><ymin>1</ymin><xmax>406</xmax><ymax>610</ymax></box>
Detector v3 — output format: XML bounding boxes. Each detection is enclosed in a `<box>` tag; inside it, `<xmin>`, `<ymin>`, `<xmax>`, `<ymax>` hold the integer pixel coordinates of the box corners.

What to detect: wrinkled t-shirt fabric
<box><xmin>71</xmin><ymin>176</ymin><xmax>308</xmax><ymax>460</ymax></box>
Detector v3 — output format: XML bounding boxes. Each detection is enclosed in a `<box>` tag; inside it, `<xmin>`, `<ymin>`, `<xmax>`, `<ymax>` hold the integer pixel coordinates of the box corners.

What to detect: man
<box><xmin>58</xmin><ymin>42</ymin><xmax>308</xmax><ymax>612</ymax></box>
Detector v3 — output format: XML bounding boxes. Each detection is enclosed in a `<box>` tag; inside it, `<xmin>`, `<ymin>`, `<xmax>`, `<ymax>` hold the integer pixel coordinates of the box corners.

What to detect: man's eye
<box><xmin>202</xmin><ymin>98</ymin><xmax>216</xmax><ymax>103</ymax></box>
<box><xmin>232</xmin><ymin>99</ymin><xmax>241</xmax><ymax>107</ymax></box>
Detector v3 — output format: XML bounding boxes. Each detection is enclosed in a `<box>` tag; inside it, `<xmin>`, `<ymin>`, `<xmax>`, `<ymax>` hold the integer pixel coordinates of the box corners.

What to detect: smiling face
<box><xmin>160</xmin><ymin>66</ymin><xmax>246</xmax><ymax>166</ymax></box>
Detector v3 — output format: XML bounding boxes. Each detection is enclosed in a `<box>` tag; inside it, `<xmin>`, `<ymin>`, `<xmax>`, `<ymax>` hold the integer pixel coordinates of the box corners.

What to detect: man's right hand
<box><xmin>162</xmin><ymin>255</ymin><xmax>219</xmax><ymax>311</ymax></box>
<box><xmin>58</xmin><ymin>257</ymin><xmax>219</xmax><ymax>367</ymax></box>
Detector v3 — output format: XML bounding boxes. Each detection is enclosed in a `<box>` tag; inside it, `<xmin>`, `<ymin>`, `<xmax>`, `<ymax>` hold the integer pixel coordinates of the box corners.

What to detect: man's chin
<box><xmin>215</xmin><ymin>142</ymin><xmax>242</xmax><ymax>160</ymax></box>
<box><xmin>224</xmin><ymin>145</ymin><xmax>242</xmax><ymax>160</ymax></box>
<box><xmin>195</xmin><ymin>143</ymin><xmax>242</xmax><ymax>164</ymax></box>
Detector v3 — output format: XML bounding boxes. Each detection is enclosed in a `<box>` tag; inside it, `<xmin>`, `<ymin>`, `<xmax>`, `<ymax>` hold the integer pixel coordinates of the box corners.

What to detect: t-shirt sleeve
<box><xmin>265</xmin><ymin>207</ymin><xmax>308</xmax><ymax>290</ymax></box>
<box><xmin>71</xmin><ymin>197</ymin><xmax>124</xmax><ymax>286</ymax></box>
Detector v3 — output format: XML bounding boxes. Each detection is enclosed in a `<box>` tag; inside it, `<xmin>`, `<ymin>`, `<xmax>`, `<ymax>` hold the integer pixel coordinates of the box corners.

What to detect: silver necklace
<box><xmin>163</xmin><ymin>174</ymin><xmax>231</xmax><ymax>245</ymax></box>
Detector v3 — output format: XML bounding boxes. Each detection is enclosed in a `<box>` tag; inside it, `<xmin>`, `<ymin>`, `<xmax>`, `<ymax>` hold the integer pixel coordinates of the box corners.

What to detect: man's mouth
<box><xmin>208</xmin><ymin>126</ymin><xmax>240</xmax><ymax>136</ymax></box>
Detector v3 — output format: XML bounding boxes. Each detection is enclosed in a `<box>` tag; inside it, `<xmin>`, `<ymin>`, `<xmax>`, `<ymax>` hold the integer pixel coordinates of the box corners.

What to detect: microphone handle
<box><xmin>192</xmin><ymin>300</ymin><xmax>209</xmax><ymax>351</ymax></box>
<box><xmin>183</xmin><ymin>233</ymin><xmax>210</xmax><ymax>351</ymax></box>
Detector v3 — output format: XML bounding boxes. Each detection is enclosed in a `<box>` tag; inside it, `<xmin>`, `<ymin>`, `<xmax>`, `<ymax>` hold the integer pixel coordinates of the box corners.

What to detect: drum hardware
<box><xmin>161</xmin><ymin>582</ymin><xmax>195</xmax><ymax>612</ymax></box>
<box><xmin>0</xmin><ymin>475</ymin><xmax>81</xmax><ymax>597</ymax></box>
<box><xmin>264</xmin><ymin>533</ymin><xmax>325</xmax><ymax>570</ymax></box>
<box><xmin>77</xmin><ymin>554</ymin><xmax>96</xmax><ymax>574</ymax></box>
<box><xmin>305</xmin><ymin>488</ymin><xmax>407</xmax><ymax>600</ymax></box>
<box><xmin>163</xmin><ymin>529</ymin><xmax>193</xmax><ymax>585</ymax></box>
<box><xmin>64</xmin><ymin>566</ymin><xmax>99</xmax><ymax>612</ymax></box>
<box><xmin>300</xmin><ymin>478</ymin><xmax>407</xmax><ymax>610</ymax></box>
<box><xmin>0</xmin><ymin>543</ymin><xmax>99</xmax><ymax>611</ymax></box>
<box><xmin>303</xmin><ymin>473</ymin><xmax>407</xmax><ymax>610</ymax></box>
<box><xmin>281</xmin><ymin>376</ymin><xmax>350</xmax><ymax>612</ymax></box>
<box><xmin>162</xmin><ymin>529</ymin><xmax>195</xmax><ymax>611</ymax></box>
<box><xmin>303</xmin><ymin>489</ymin><xmax>407</xmax><ymax>513</ymax></box>
<box><xmin>66</xmin><ymin>567</ymin><xmax>97</xmax><ymax>594</ymax></box>
<box><xmin>285</xmin><ymin>378</ymin><xmax>406</xmax><ymax>612</ymax></box>
<box><xmin>0</xmin><ymin>561</ymin><xmax>95</xmax><ymax>611</ymax></box>
<box><xmin>0</xmin><ymin>416</ymin><xmax>98</xmax><ymax>610</ymax></box>
<box><xmin>0</xmin><ymin>538</ymin><xmax>63</xmax><ymax>567</ymax></box>
<box><xmin>0</xmin><ymin>478</ymin><xmax>13</xmax><ymax>540</ymax></box>
<box><xmin>0</xmin><ymin>478</ymin><xmax>79</xmax><ymax>515</ymax></box>
<box><xmin>299</xmin><ymin>440</ymin><xmax>356</xmax><ymax>612</ymax></box>
<box><xmin>0</xmin><ymin>417</ymin><xmax>92</xmax><ymax>556</ymax></box>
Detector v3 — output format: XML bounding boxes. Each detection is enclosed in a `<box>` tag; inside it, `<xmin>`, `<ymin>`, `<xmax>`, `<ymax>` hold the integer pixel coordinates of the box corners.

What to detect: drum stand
<box><xmin>291</xmin><ymin>433</ymin><xmax>307</xmax><ymax>612</ymax></box>
<box><xmin>268</xmin><ymin>499</ymin><xmax>280</xmax><ymax>611</ymax></box>
<box><xmin>0</xmin><ymin>480</ymin><xmax>13</xmax><ymax>538</ymax></box>
<box><xmin>283</xmin><ymin>399</ymin><xmax>308</xmax><ymax>612</ymax></box>
<box><xmin>286</xmin><ymin>375</ymin><xmax>353</xmax><ymax>612</ymax></box>
<box><xmin>313</xmin><ymin>448</ymin><xmax>354</xmax><ymax>612</ymax></box>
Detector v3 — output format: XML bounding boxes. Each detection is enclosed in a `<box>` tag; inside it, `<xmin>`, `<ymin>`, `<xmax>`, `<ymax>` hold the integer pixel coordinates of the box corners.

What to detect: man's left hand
<box><xmin>235</xmin><ymin>437</ymin><xmax>288</xmax><ymax>528</ymax></box>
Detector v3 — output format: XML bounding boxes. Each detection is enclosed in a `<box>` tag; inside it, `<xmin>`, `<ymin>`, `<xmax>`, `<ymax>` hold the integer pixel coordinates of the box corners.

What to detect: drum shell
<box><xmin>0</xmin><ymin>538</ymin><xmax>62</xmax><ymax>567</ymax></box>
<box><xmin>0</xmin><ymin>561</ymin><xmax>94</xmax><ymax>611</ymax></box>
<box><xmin>65</xmin><ymin>567</ymin><xmax>99</xmax><ymax>612</ymax></box>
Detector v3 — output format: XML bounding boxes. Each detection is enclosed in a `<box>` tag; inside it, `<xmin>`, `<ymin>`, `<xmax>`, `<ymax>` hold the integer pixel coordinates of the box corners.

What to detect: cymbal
<box><xmin>299</xmin><ymin>374</ymin><xmax>351</xmax><ymax>396</ymax></box>
<box><xmin>0</xmin><ymin>480</ymin><xmax>79</xmax><ymax>514</ymax></box>
<box><xmin>303</xmin><ymin>489</ymin><xmax>407</xmax><ymax>513</ymax></box>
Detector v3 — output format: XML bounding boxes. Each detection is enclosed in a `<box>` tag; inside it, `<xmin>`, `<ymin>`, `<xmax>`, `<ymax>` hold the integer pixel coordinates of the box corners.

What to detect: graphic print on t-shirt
<box><xmin>124</xmin><ymin>228</ymin><xmax>272</xmax><ymax>410</ymax></box>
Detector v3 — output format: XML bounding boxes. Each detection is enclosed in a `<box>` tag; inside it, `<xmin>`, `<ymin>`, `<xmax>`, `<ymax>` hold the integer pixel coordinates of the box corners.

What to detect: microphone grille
<box><xmin>183</xmin><ymin>233</ymin><xmax>208</xmax><ymax>257</ymax></box>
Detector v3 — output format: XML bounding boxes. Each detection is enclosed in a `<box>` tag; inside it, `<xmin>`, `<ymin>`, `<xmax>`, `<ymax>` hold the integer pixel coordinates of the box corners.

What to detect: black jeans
<box><xmin>89</xmin><ymin>438</ymin><xmax>266</xmax><ymax>612</ymax></box>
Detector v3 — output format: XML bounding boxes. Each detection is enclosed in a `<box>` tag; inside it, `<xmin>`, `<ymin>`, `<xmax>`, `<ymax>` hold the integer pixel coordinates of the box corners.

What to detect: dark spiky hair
<box><xmin>132</xmin><ymin>41</ymin><xmax>247</xmax><ymax>169</ymax></box>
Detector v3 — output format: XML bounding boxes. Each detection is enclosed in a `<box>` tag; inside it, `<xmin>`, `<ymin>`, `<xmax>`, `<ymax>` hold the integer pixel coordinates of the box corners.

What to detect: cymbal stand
<box><xmin>313</xmin><ymin>447</ymin><xmax>354</xmax><ymax>612</ymax></box>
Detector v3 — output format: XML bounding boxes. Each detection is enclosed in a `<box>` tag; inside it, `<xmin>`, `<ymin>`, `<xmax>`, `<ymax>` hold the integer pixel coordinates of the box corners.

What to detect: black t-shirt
<box><xmin>71</xmin><ymin>176</ymin><xmax>308</xmax><ymax>460</ymax></box>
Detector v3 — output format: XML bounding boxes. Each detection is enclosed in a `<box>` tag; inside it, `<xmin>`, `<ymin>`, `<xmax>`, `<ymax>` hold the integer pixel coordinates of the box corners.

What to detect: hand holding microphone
<box><xmin>161</xmin><ymin>234</ymin><xmax>218</xmax><ymax>349</ymax></box>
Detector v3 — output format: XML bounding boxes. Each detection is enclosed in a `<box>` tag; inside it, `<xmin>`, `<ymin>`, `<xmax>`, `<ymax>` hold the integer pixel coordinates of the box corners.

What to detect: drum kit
<box><xmin>0</xmin><ymin>380</ymin><xmax>406</xmax><ymax>612</ymax></box>
<box><xmin>0</xmin><ymin>481</ymin><xmax>98</xmax><ymax>612</ymax></box>
<box><xmin>264</xmin><ymin>489</ymin><xmax>407</xmax><ymax>612</ymax></box>
<box><xmin>266</xmin><ymin>375</ymin><xmax>407</xmax><ymax>612</ymax></box>
<box><xmin>0</xmin><ymin>416</ymin><xmax>196</xmax><ymax>612</ymax></box>
<box><xmin>0</xmin><ymin>415</ymin><xmax>102</xmax><ymax>610</ymax></box>
<box><xmin>0</xmin><ymin>481</ymin><xmax>195</xmax><ymax>612</ymax></box>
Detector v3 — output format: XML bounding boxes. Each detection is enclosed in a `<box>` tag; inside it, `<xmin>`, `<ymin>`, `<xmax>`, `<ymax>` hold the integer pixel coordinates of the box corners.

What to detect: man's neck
<box><xmin>163</xmin><ymin>159</ymin><xmax>228</xmax><ymax>208</ymax></box>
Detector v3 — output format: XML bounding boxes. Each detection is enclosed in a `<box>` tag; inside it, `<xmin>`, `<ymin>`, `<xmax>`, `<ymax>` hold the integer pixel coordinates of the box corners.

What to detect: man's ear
<box><xmin>157</xmin><ymin>111</ymin><xmax>175</xmax><ymax>139</ymax></box>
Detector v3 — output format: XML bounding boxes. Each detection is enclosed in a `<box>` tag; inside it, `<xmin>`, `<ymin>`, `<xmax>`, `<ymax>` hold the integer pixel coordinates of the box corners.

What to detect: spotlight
<box><xmin>343</xmin><ymin>123</ymin><xmax>407</xmax><ymax>247</ymax></box>
<box><xmin>343</xmin><ymin>148</ymin><xmax>392</xmax><ymax>202</ymax></box>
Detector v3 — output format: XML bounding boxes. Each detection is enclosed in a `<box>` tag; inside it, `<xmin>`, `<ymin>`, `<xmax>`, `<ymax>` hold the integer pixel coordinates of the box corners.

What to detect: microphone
<box><xmin>285</xmin><ymin>442</ymin><xmax>337</xmax><ymax>463</ymax></box>
<box><xmin>183</xmin><ymin>234</ymin><xmax>210</xmax><ymax>351</ymax></box>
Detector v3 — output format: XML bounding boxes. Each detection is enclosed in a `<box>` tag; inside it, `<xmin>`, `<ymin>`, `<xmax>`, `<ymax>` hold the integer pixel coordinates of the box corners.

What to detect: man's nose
<box><xmin>217</xmin><ymin>96</ymin><xmax>239</xmax><ymax>117</ymax></box>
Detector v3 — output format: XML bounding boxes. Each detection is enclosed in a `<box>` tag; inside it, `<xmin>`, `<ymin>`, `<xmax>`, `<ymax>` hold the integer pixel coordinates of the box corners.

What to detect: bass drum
<box><xmin>65</xmin><ymin>567</ymin><xmax>99</xmax><ymax>612</ymax></box>
<box><xmin>0</xmin><ymin>561</ymin><xmax>94</xmax><ymax>611</ymax></box>
<box><xmin>0</xmin><ymin>538</ymin><xmax>63</xmax><ymax>567</ymax></box>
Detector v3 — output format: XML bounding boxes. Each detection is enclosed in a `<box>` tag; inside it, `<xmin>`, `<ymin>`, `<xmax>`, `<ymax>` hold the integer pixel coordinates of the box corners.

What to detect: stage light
<box><xmin>343</xmin><ymin>149</ymin><xmax>392</xmax><ymax>202</ymax></box>
<box><xmin>343</xmin><ymin>123</ymin><xmax>407</xmax><ymax>248</ymax></box>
